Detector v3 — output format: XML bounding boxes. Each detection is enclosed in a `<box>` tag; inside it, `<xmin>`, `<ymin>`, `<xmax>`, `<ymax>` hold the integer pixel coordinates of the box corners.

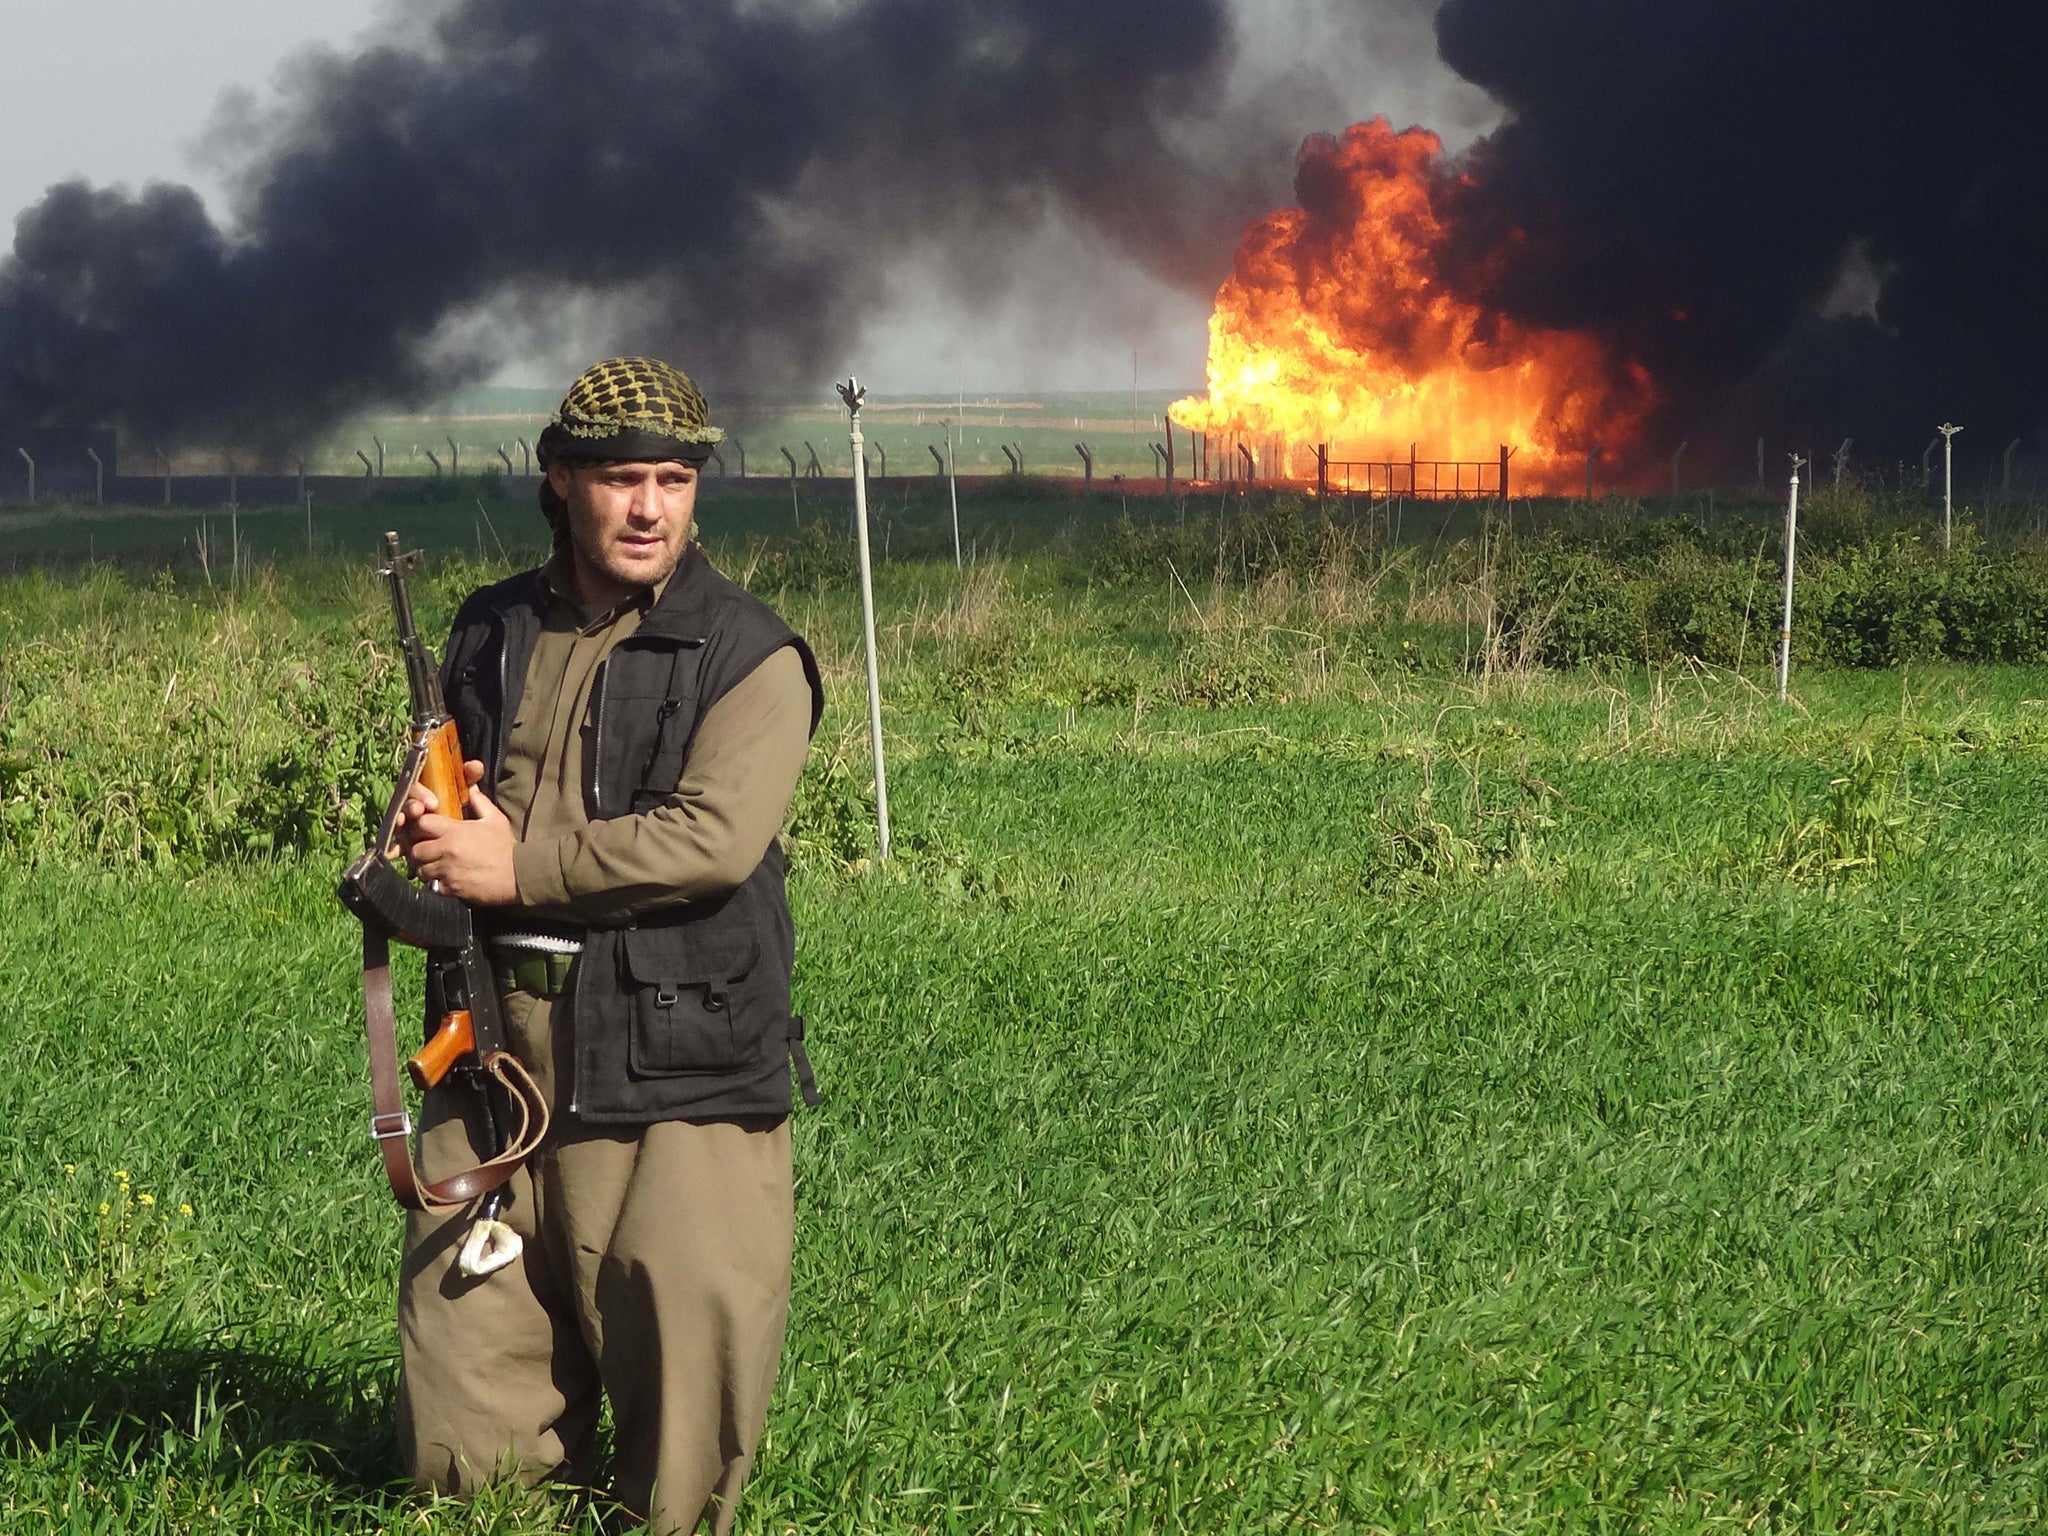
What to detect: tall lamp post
<box><xmin>839</xmin><ymin>378</ymin><xmax>892</xmax><ymax>861</ymax></box>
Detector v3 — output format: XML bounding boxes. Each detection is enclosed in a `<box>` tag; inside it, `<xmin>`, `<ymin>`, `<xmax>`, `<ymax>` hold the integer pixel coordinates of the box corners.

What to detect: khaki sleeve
<box><xmin>512</xmin><ymin>645</ymin><xmax>813</xmax><ymax>922</ymax></box>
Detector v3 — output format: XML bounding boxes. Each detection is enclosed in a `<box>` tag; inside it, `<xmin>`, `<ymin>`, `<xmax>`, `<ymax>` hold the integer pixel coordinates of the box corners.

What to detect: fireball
<box><xmin>1172</xmin><ymin>119</ymin><xmax>1658</xmax><ymax>493</ymax></box>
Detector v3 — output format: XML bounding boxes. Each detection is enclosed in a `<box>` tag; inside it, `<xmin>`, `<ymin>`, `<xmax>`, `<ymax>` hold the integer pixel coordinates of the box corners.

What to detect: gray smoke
<box><xmin>0</xmin><ymin>0</ymin><xmax>1295</xmax><ymax>451</ymax></box>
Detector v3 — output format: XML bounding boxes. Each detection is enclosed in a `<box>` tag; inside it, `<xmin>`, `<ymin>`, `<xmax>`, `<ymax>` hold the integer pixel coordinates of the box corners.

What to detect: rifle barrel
<box><xmin>382</xmin><ymin>530</ymin><xmax>446</xmax><ymax>719</ymax></box>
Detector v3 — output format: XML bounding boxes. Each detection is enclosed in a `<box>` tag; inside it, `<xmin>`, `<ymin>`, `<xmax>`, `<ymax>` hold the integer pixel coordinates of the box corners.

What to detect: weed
<box><xmin>1768</xmin><ymin>743</ymin><xmax>1926</xmax><ymax>884</ymax></box>
<box><xmin>1361</xmin><ymin>761</ymin><xmax>1563</xmax><ymax>888</ymax></box>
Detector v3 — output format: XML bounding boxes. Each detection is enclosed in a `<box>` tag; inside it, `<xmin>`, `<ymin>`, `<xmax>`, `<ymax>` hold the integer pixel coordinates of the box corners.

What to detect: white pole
<box><xmin>839</xmin><ymin>378</ymin><xmax>892</xmax><ymax>861</ymax></box>
<box><xmin>946</xmin><ymin>417</ymin><xmax>962</xmax><ymax>570</ymax></box>
<box><xmin>1778</xmin><ymin>456</ymin><xmax>1803</xmax><ymax>701</ymax></box>
<box><xmin>1939</xmin><ymin>423</ymin><xmax>1962</xmax><ymax>553</ymax></box>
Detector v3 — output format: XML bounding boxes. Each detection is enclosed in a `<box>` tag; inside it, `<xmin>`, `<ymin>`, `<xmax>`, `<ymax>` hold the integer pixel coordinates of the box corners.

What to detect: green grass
<box><xmin>0</xmin><ymin>477</ymin><xmax>1174</xmax><ymax>574</ymax></box>
<box><xmin>3</xmin><ymin>538</ymin><xmax>2048</xmax><ymax>1531</ymax></box>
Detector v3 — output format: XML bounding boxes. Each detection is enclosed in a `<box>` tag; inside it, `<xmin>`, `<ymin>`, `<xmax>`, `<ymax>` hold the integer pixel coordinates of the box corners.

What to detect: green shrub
<box><xmin>1498</xmin><ymin>526</ymin><xmax>2048</xmax><ymax>669</ymax></box>
<box><xmin>1496</xmin><ymin>549</ymin><xmax>1649</xmax><ymax>666</ymax></box>
<box><xmin>1089</xmin><ymin>495</ymin><xmax>1361</xmax><ymax>589</ymax></box>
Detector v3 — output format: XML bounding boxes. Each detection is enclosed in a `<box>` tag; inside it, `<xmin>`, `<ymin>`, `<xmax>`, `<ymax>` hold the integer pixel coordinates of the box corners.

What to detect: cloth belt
<box><xmin>493</xmin><ymin>948</ymin><xmax>578</xmax><ymax>999</ymax></box>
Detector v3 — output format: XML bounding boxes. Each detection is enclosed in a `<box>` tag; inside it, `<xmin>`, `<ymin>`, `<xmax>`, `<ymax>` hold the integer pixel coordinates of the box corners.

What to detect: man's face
<box><xmin>549</xmin><ymin>459</ymin><xmax>699</xmax><ymax>598</ymax></box>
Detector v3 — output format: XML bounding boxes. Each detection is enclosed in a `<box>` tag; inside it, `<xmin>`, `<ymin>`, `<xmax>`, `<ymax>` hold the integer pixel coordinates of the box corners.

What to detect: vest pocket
<box><xmin>621</xmin><ymin>925</ymin><xmax>761</xmax><ymax>1075</ymax></box>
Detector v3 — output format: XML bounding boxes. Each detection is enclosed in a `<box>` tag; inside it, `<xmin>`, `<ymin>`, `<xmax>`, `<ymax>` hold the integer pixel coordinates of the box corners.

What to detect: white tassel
<box><xmin>457</xmin><ymin>1217</ymin><xmax>523</xmax><ymax>1278</ymax></box>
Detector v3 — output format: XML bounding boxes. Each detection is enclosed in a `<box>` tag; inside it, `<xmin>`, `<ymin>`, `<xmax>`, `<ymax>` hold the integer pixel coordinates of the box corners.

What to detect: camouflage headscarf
<box><xmin>536</xmin><ymin>356</ymin><xmax>724</xmax><ymax>468</ymax></box>
<box><xmin>536</xmin><ymin>357</ymin><xmax>723</xmax><ymax>543</ymax></box>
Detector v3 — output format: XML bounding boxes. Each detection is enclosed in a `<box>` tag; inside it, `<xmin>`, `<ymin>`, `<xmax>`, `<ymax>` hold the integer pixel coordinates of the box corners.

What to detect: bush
<box><xmin>1495</xmin><ymin>549</ymin><xmax>1650</xmax><ymax>666</ymax></box>
<box><xmin>1089</xmin><ymin>495</ymin><xmax>1361</xmax><ymax>590</ymax></box>
<box><xmin>1497</xmin><ymin>522</ymin><xmax>2048</xmax><ymax>669</ymax></box>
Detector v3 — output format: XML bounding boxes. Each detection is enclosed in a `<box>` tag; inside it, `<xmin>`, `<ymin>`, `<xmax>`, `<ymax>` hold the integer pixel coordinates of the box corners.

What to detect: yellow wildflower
<box><xmin>179</xmin><ymin>1203</ymin><xmax>194</xmax><ymax>1218</ymax></box>
<box><xmin>138</xmin><ymin>1193</ymin><xmax>156</xmax><ymax>1207</ymax></box>
<box><xmin>97</xmin><ymin>1203</ymin><xmax>110</xmax><ymax>1216</ymax></box>
<box><xmin>114</xmin><ymin>1169</ymin><xmax>130</xmax><ymax>1183</ymax></box>
<box><xmin>62</xmin><ymin>1163</ymin><xmax>75</xmax><ymax>1175</ymax></box>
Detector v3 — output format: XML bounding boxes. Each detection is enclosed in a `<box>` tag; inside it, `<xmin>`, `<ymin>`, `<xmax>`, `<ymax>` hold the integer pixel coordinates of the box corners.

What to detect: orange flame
<box><xmin>1172</xmin><ymin>119</ymin><xmax>1659</xmax><ymax>494</ymax></box>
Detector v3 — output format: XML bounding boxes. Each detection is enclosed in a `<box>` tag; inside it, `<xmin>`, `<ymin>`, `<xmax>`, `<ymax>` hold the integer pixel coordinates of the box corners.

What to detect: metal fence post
<box><xmin>1939</xmin><ymin>423</ymin><xmax>1963</xmax><ymax>552</ymax></box>
<box><xmin>1779</xmin><ymin>456</ymin><xmax>1803</xmax><ymax>701</ymax></box>
<box><xmin>839</xmin><ymin>378</ymin><xmax>891</xmax><ymax>862</ymax></box>
<box><xmin>947</xmin><ymin>422</ymin><xmax>961</xmax><ymax>569</ymax></box>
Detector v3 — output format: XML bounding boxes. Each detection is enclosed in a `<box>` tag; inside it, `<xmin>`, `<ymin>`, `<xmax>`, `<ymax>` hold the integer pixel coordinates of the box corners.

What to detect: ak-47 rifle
<box><xmin>338</xmin><ymin>531</ymin><xmax>549</xmax><ymax>1278</ymax></box>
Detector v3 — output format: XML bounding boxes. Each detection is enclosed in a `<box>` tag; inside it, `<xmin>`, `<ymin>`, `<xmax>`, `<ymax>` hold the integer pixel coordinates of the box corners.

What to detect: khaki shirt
<box><xmin>497</xmin><ymin>550</ymin><xmax>813</xmax><ymax>926</ymax></box>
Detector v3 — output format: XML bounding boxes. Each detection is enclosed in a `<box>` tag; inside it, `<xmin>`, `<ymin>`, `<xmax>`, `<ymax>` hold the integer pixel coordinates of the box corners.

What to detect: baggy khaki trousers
<box><xmin>396</xmin><ymin>990</ymin><xmax>793</xmax><ymax>1535</ymax></box>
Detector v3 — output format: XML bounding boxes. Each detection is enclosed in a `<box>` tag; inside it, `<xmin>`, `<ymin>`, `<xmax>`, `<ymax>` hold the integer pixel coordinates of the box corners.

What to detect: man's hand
<box><xmin>401</xmin><ymin>759</ymin><xmax>520</xmax><ymax>905</ymax></box>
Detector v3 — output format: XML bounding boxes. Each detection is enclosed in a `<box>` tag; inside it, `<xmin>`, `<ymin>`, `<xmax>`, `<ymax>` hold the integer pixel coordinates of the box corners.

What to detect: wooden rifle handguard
<box><xmin>415</xmin><ymin>718</ymin><xmax>469</xmax><ymax>823</ymax></box>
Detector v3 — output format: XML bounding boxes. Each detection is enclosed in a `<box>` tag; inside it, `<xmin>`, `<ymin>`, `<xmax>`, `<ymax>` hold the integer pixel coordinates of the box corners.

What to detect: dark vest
<box><xmin>439</xmin><ymin>546</ymin><xmax>824</xmax><ymax>1124</ymax></box>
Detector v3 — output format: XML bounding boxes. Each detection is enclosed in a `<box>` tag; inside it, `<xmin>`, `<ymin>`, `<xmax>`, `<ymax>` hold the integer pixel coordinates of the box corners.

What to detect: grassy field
<box><xmin>129</xmin><ymin>388</ymin><xmax>1197</xmax><ymax>484</ymax></box>
<box><xmin>0</xmin><ymin>475</ymin><xmax>1204</xmax><ymax>575</ymax></box>
<box><xmin>3</xmin><ymin>504</ymin><xmax>2047</xmax><ymax>1531</ymax></box>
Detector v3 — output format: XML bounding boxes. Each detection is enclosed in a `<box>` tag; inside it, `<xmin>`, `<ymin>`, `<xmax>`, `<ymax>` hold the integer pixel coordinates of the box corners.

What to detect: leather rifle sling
<box><xmin>363</xmin><ymin>929</ymin><xmax>551</xmax><ymax>1213</ymax></box>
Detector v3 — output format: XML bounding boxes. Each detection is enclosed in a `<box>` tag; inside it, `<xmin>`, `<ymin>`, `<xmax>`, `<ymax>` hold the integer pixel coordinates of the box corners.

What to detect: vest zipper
<box><xmin>493</xmin><ymin>629</ymin><xmax>511</xmax><ymax>783</ymax></box>
<box><xmin>570</xmin><ymin>650</ymin><xmax>615</xmax><ymax>1115</ymax></box>
<box><xmin>566</xmin><ymin>975</ymin><xmax>579</xmax><ymax>1116</ymax></box>
<box><xmin>590</xmin><ymin>656</ymin><xmax>611</xmax><ymax>815</ymax></box>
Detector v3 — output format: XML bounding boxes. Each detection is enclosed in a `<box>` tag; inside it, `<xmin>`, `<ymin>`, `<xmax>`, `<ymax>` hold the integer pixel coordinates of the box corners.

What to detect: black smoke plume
<box><xmin>0</xmin><ymin>0</ymin><xmax>1279</xmax><ymax>452</ymax></box>
<box><xmin>1433</xmin><ymin>0</ymin><xmax>2048</xmax><ymax>466</ymax></box>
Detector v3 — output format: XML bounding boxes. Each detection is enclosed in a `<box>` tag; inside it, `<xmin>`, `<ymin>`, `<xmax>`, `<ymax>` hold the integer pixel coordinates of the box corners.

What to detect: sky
<box><xmin>0</xmin><ymin>0</ymin><xmax>1493</xmax><ymax>396</ymax></box>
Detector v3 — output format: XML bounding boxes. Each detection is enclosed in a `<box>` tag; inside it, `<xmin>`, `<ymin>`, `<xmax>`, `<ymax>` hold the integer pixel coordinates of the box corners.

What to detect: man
<box><xmin>393</xmin><ymin>356</ymin><xmax>824</xmax><ymax>1533</ymax></box>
